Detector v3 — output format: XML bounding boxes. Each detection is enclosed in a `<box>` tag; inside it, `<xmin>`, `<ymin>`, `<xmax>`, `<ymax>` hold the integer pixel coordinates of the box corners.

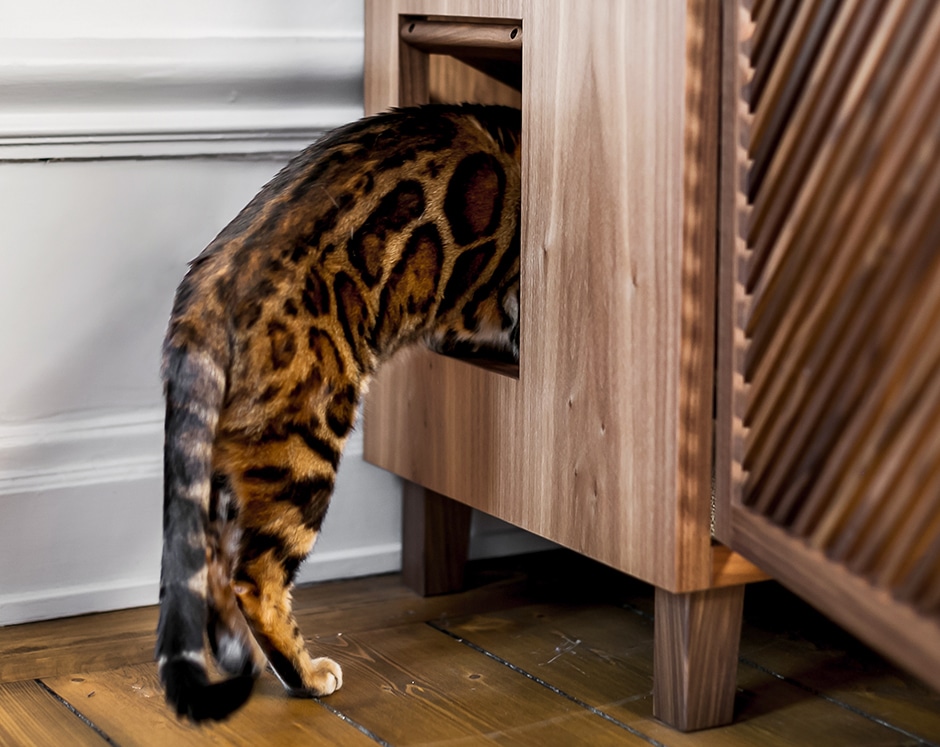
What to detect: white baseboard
<box><xmin>0</xmin><ymin>577</ymin><xmax>160</xmax><ymax>627</ymax></box>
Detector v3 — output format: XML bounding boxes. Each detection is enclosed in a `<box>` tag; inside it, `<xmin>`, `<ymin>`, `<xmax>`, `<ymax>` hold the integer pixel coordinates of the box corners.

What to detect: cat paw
<box><xmin>306</xmin><ymin>657</ymin><xmax>343</xmax><ymax>696</ymax></box>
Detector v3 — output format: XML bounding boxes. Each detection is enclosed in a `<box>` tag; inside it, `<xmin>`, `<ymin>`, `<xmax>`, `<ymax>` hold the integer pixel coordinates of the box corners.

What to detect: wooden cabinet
<box><xmin>363</xmin><ymin>0</ymin><xmax>767</xmax><ymax>731</ymax></box>
<box><xmin>364</xmin><ymin>0</ymin><xmax>940</xmax><ymax>730</ymax></box>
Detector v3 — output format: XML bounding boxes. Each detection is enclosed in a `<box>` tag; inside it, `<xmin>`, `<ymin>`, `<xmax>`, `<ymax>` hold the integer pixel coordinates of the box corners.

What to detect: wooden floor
<box><xmin>1</xmin><ymin>550</ymin><xmax>938</xmax><ymax>746</ymax></box>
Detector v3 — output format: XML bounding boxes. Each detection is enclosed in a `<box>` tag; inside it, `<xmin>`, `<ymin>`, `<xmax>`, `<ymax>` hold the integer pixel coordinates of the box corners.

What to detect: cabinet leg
<box><xmin>401</xmin><ymin>480</ymin><xmax>472</xmax><ymax>596</ymax></box>
<box><xmin>652</xmin><ymin>584</ymin><xmax>745</xmax><ymax>731</ymax></box>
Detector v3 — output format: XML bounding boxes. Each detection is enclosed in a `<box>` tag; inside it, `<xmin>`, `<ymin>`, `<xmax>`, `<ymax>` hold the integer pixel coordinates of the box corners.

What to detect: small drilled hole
<box><xmin>408</xmin><ymin>23</ymin><xmax>416</xmax><ymax>33</ymax></box>
<box><xmin>510</xmin><ymin>27</ymin><xmax>519</xmax><ymax>39</ymax></box>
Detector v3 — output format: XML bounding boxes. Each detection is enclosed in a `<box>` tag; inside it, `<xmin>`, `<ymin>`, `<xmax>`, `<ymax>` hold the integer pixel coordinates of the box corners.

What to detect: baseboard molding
<box><xmin>0</xmin><ymin>577</ymin><xmax>160</xmax><ymax>627</ymax></box>
<box><xmin>0</xmin><ymin>35</ymin><xmax>364</xmax><ymax>160</ymax></box>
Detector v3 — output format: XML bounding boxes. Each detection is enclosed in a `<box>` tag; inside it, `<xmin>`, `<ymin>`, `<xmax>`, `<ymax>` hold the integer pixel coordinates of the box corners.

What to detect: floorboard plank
<box><xmin>739</xmin><ymin>583</ymin><xmax>940</xmax><ymax>742</ymax></box>
<box><xmin>43</xmin><ymin>665</ymin><xmax>377</xmax><ymax>747</ymax></box>
<box><xmin>313</xmin><ymin>622</ymin><xmax>654</xmax><ymax>746</ymax></box>
<box><xmin>0</xmin><ymin>679</ymin><xmax>108</xmax><ymax>746</ymax></box>
<box><xmin>0</xmin><ymin>606</ymin><xmax>158</xmax><ymax>683</ymax></box>
<box><xmin>441</xmin><ymin>602</ymin><xmax>932</xmax><ymax>745</ymax></box>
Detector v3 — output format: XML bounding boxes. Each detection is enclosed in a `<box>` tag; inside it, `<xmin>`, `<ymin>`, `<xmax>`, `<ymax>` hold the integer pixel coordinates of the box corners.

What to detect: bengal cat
<box><xmin>157</xmin><ymin>104</ymin><xmax>521</xmax><ymax>721</ymax></box>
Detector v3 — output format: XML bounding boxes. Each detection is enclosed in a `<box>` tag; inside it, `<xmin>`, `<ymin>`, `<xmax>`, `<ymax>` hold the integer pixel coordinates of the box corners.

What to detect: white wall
<box><xmin>0</xmin><ymin>0</ymin><xmax>549</xmax><ymax>626</ymax></box>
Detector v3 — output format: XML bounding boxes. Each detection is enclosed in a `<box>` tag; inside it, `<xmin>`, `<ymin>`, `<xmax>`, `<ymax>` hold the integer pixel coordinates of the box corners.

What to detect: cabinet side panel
<box><xmin>518</xmin><ymin>0</ymin><xmax>705</xmax><ymax>589</ymax></box>
<box><xmin>366</xmin><ymin>0</ymin><xmax>717</xmax><ymax>590</ymax></box>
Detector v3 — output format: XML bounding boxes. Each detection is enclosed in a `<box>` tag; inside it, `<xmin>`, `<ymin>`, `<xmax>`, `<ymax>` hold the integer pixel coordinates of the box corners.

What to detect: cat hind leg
<box><xmin>227</xmin><ymin>462</ymin><xmax>342</xmax><ymax>697</ymax></box>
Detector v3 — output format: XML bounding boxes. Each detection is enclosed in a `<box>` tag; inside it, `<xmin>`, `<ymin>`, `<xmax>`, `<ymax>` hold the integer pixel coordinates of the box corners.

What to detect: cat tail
<box><xmin>156</xmin><ymin>342</ymin><xmax>256</xmax><ymax>721</ymax></box>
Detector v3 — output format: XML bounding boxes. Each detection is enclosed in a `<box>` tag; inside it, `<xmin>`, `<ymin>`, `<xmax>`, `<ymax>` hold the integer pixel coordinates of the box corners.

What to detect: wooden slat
<box><xmin>745</xmin><ymin>2</ymin><xmax>925</xmax><ymax>387</ymax></box>
<box><xmin>832</xmin><ymin>365</ymin><xmax>940</xmax><ymax>569</ymax></box>
<box><xmin>747</xmin><ymin>104</ymin><xmax>940</xmax><ymax>526</ymax></box>
<box><xmin>741</xmin><ymin>4</ymin><xmax>940</xmax><ymax>516</ymax></box>
<box><xmin>746</xmin><ymin>0</ymin><xmax>936</xmax><ymax>386</ymax></box>
<box><xmin>789</xmin><ymin>180</ymin><xmax>940</xmax><ymax>541</ymax></box>
<box><xmin>774</xmin><ymin>95</ymin><xmax>940</xmax><ymax>532</ymax></box>
<box><xmin>0</xmin><ymin>680</ymin><xmax>107</xmax><ymax>747</ymax></box>
<box><xmin>713</xmin><ymin>0</ymin><xmax>755</xmax><ymax>546</ymax></box>
<box><xmin>748</xmin><ymin>0</ymin><xmax>799</xmax><ymax>106</ymax></box>
<box><xmin>879</xmin><ymin>470</ymin><xmax>940</xmax><ymax>601</ymax></box>
<box><xmin>745</xmin><ymin>1</ymin><xmax>883</xmax><ymax>286</ymax></box>
<box><xmin>747</xmin><ymin>0</ymin><xmax>838</xmax><ymax>194</ymax></box>
<box><xmin>720</xmin><ymin>0</ymin><xmax>940</xmax><ymax>697</ymax></box>
<box><xmin>850</xmin><ymin>439</ymin><xmax>940</xmax><ymax>586</ymax></box>
<box><xmin>895</xmin><ymin>506</ymin><xmax>940</xmax><ymax>612</ymax></box>
<box><xmin>749</xmin><ymin>0</ymin><xmax>770</xmax><ymax>29</ymax></box>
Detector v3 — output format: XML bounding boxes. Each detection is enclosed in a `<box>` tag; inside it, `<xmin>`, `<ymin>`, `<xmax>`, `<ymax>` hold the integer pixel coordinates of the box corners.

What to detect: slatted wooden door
<box><xmin>717</xmin><ymin>0</ymin><xmax>940</xmax><ymax>690</ymax></box>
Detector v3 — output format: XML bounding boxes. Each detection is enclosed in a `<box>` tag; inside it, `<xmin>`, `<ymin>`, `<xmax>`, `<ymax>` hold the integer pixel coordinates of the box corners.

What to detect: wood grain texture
<box><xmin>0</xmin><ymin>605</ymin><xmax>158</xmax><ymax>683</ymax></box>
<box><xmin>364</xmin><ymin>0</ymin><xmax>722</xmax><ymax>593</ymax></box>
<box><xmin>652</xmin><ymin>585</ymin><xmax>745</xmax><ymax>731</ymax></box>
<box><xmin>401</xmin><ymin>480</ymin><xmax>473</xmax><ymax>596</ymax></box>
<box><xmin>313</xmin><ymin>623</ymin><xmax>651</xmax><ymax>745</ymax></box>
<box><xmin>0</xmin><ymin>680</ymin><xmax>107</xmax><ymax>747</ymax></box>
<box><xmin>429</xmin><ymin>54</ymin><xmax>522</xmax><ymax>107</ymax></box>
